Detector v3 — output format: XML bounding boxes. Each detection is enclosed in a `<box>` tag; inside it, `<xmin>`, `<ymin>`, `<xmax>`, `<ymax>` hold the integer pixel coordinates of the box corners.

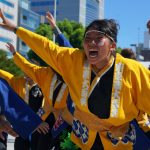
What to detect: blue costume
<box><xmin>0</xmin><ymin>78</ymin><xmax>42</xmax><ymax>139</ymax></box>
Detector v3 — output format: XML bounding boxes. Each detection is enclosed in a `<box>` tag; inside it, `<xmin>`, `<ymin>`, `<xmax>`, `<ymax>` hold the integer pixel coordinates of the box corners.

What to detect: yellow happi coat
<box><xmin>0</xmin><ymin>69</ymin><xmax>28</xmax><ymax>103</ymax></box>
<box><xmin>16</xmin><ymin>27</ymin><xmax>150</xmax><ymax>150</ymax></box>
<box><xmin>13</xmin><ymin>52</ymin><xmax>69</xmax><ymax>121</ymax></box>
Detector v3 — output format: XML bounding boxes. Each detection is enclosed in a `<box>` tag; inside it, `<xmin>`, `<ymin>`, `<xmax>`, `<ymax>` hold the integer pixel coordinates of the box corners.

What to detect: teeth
<box><xmin>90</xmin><ymin>55</ymin><xmax>97</xmax><ymax>58</ymax></box>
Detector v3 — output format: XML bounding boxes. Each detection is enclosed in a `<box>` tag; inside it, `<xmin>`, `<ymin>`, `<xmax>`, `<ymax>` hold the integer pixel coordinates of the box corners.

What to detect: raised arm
<box><xmin>6</xmin><ymin>43</ymin><xmax>52</xmax><ymax>88</ymax></box>
<box><xmin>0</xmin><ymin>9</ymin><xmax>80</xmax><ymax>79</ymax></box>
<box><xmin>0</xmin><ymin>69</ymin><xmax>14</xmax><ymax>85</ymax></box>
<box><xmin>0</xmin><ymin>8</ymin><xmax>17</xmax><ymax>32</ymax></box>
<box><xmin>46</xmin><ymin>11</ymin><xmax>72</xmax><ymax>47</ymax></box>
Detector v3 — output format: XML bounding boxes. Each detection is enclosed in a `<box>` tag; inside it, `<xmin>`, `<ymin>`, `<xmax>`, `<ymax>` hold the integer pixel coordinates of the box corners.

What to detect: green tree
<box><xmin>116</xmin><ymin>47</ymin><xmax>122</xmax><ymax>53</ymax></box>
<box><xmin>28</xmin><ymin>20</ymin><xmax>85</xmax><ymax>64</ymax></box>
<box><xmin>27</xmin><ymin>23</ymin><xmax>52</xmax><ymax>66</ymax></box>
<box><xmin>0</xmin><ymin>50</ymin><xmax>23</xmax><ymax>76</ymax></box>
<box><xmin>70</xmin><ymin>28</ymin><xmax>84</xmax><ymax>49</ymax></box>
<box><xmin>57</xmin><ymin>19</ymin><xmax>85</xmax><ymax>49</ymax></box>
<box><xmin>35</xmin><ymin>23</ymin><xmax>53</xmax><ymax>39</ymax></box>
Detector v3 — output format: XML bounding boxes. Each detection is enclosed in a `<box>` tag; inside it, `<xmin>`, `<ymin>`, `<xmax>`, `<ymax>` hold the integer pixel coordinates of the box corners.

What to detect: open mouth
<box><xmin>89</xmin><ymin>51</ymin><xmax>98</xmax><ymax>58</ymax></box>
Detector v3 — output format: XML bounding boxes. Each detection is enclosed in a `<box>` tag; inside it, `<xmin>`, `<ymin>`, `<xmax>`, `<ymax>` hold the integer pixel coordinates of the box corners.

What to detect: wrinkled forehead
<box><xmin>84</xmin><ymin>30</ymin><xmax>105</xmax><ymax>37</ymax></box>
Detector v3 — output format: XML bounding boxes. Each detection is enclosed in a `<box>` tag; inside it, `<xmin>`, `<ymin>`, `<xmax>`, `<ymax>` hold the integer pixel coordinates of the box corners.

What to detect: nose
<box><xmin>89</xmin><ymin>39</ymin><xmax>96</xmax><ymax>45</ymax></box>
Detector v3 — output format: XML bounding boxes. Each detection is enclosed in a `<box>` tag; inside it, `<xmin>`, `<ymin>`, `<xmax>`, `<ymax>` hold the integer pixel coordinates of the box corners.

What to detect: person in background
<box><xmin>0</xmin><ymin>78</ymin><xmax>49</xmax><ymax>140</ymax></box>
<box><xmin>36</xmin><ymin>11</ymin><xmax>73</xmax><ymax>150</ymax></box>
<box><xmin>121</xmin><ymin>48</ymin><xmax>136</xmax><ymax>60</ymax></box>
<box><xmin>14</xmin><ymin>74</ymin><xmax>44</xmax><ymax>150</ymax></box>
<box><xmin>5</xmin><ymin>11</ymin><xmax>72</xmax><ymax>150</ymax></box>
<box><xmin>1</xmin><ymin>8</ymin><xmax>150</xmax><ymax>149</ymax></box>
<box><xmin>147</xmin><ymin>20</ymin><xmax>150</xmax><ymax>34</ymax></box>
<box><xmin>6</xmin><ymin>43</ymin><xmax>71</xmax><ymax>150</ymax></box>
<box><xmin>0</xmin><ymin>69</ymin><xmax>46</xmax><ymax>150</ymax></box>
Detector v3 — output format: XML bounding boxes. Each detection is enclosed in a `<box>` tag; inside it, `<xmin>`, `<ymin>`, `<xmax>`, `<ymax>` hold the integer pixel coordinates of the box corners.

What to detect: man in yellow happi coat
<box><xmin>6</xmin><ymin>43</ymin><xmax>73</xmax><ymax>149</ymax></box>
<box><xmin>6</xmin><ymin>43</ymin><xmax>71</xmax><ymax>124</ymax></box>
<box><xmin>1</xmin><ymin>9</ymin><xmax>150</xmax><ymax>150</ymax></box>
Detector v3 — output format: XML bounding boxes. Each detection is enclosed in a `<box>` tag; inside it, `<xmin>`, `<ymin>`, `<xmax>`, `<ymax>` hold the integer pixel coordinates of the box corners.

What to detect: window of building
<box><xmin>4</xmin><ymin>12</ymin><xmax>14</xmax><ymax>20</ymax></box>
<box><xmin>0</xmin><ymin>36</ymin><xmax>12</xmax><ymax>43</ymax></box>
<box><xmin>21</xmin><ymin>41</ymin><xmax>26</xmax><ymax>46</ymax></box>
<box><xmin>30</xmin><ymin>1</ymin><xmax>56</xmax><ymax>7</ymax></box>
<box><xmin>0</xmin><ymin>0</ymin><xmax>14</xmax><ymax>8</ymax></box>
<box><xmin>23</xmin><ymin>15</ymin><xmax>27</xmax><ymax>21</ymax></box>
<box><xmin>22</xmin><ymin>15</ymin><xmax>28</xmax><ymax>24</ymax></box>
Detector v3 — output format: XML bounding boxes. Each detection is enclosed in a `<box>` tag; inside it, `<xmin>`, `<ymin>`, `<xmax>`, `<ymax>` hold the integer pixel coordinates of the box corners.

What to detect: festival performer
<box><xmin>0</xmin><ymin>67</ymin><xmax>46</xmax><ymax>150</ymax></box>
<box><xmin>0</xmin><ymin>78</ymin><xmax>49</xmax><ymax>139</ymax></box>
<box><xmin>6</xmin><ymin>11</ymin><xmax>72</xmax><ymax>150</ymax></box>
<box><xmin>1</xmin><ymin>9</ymin><xmax>150</xmax><ymax>149</ymax></box>
<box><xmin>6</xmin><ymin>45</ymin><xmax>71</xmax><ymax>150</ymax></box>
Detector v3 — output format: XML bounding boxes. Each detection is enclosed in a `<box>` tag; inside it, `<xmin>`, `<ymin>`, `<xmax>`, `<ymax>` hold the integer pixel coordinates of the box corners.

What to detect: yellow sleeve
<box><xmin>14</xmin><ymin>52</ymin><xmax>53</xmax><ymax>91</ymax></box>
<box><xmin>11</xmin><ymin>77</ymin><xmax>26</xmax><ymax>100</ymax></box>
<box><xmin>132</xmin><ymin>62</ymin><xmax>150</xmax><ymax>115</ymax></box>
<box><xmin>16</xmin><ymin>27</ymin><xmax>81</xmax><ymax>76</ymax></box>
<box><xmin>41</xmin><ymin>98</ymin><xmax>51</xmax><ymax>121</ymax></box>
<box><xmin>0</xmin><ymin>69</ymin><xmax>14</xmax><ymax>85</ymax></box>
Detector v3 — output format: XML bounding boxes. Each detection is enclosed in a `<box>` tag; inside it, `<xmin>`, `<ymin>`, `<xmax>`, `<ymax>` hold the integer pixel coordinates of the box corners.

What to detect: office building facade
<box><xmin>18</xmin><ymin>0</ymin><xmax>41</xmax><ymax>56</ymax></box>
<box><xmin>0</xmin><ymin>0</ymin><xmax>18</xmax><ymax>51</ymax></box>
<box><xmin>30</xmin><ymin>0</ymin><xmax>104</xmax><ymax>27</ymax></box>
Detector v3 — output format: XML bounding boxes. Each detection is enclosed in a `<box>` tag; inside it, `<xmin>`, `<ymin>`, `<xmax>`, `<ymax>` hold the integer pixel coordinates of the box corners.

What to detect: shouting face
<box><xmin>83</xmin><ymin>30</ymin><xmax>115</xmax><ymax>69</ymax></box>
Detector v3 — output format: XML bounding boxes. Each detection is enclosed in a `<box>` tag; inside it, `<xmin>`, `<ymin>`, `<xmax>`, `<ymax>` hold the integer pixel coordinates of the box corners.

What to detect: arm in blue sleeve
<box><xmin>56</xmin><ymin>34</ymin><xmax>72</xmax><ymax>47</ymax></box>
<box><xmin>53</xmin><ymin>26</ymin><xmax>72</xmax><ymax>47</ymax></box>
<box><xmin>0</xmin><ymin>78</ymin><xmax>42</xmax><ymax>139</ymax></box>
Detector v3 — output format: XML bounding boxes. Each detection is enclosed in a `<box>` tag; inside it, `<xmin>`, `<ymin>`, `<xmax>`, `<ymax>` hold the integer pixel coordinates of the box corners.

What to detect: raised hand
<box><xmin>46</xmin><ymin>11</ymin><xmax>56</xmax><ymax>29</ymax></box>
<box><xmin>109</xmin><ymin>122</ymin><xmax>129</xmax><ymax>138</ymax></box>
<box><xmin>0</xmin><ymin>8</ymin><xmax>17</xmax><ymax>31</ymax></box>
<box><xmin>6</xmin><ymin>42</ymin><xmax>16</xmax><ymax>55</ymax></box>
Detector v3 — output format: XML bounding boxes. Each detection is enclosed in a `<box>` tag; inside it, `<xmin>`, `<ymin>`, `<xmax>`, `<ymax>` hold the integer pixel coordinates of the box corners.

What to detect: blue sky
<box><xmin>105</xmin><ymin>0</ymin><xmax>150</xmax><ymax>48</ymax></box>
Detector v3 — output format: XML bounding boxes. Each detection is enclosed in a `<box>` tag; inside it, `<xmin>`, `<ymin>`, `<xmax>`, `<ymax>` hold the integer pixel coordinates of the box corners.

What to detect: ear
<box><xmin>110</xmin><ymin>42</ymin><xmax>116</xmax><ymax>52</ymax></box>
<box><xmin>111</xmin><ymin>42</ymin><xmax>116</xmax><ymax>49</ymax></box>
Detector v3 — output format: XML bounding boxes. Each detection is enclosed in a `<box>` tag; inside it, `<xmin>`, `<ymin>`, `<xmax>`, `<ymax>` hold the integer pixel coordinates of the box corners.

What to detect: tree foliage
<box><xmin>27</xmin><ymin>23</ymin><xmax>53</xmax><ymax>66</ymax></box>
<box><xmin>59</xmin><ymin>129</ymin><xmax>79</xmax><ymax>150</ymax></box>
<box><xmin>116</xmin><ymin>47</ymin><xmax>122</xmax><ymax>53</ymax></box>
<box><xmin>57</xmin><ymin>19</ymin><xmax>85</xmax><ymax>49</ymax></box>
<box><xmin>0</xmin><ymin>50</ymin><xmax>23</xmax><ymax>76</ymax></box>
<box><xmin>35</xmin><ymin>23</ymin><xmax>53</xmax><ymax>39</ymax></box>
<box><xmin>27</xmin><ymin>20</ymin><xmax>85</xmax><ymax>64</ymax></box>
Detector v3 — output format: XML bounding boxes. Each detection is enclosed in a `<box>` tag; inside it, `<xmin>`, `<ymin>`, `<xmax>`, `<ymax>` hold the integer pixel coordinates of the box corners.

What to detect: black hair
<box><xmin>121</xmin><ymin>48</ymin><xmax>136</xmax><ymax>60</ymax></box>
<box><xmin>84</xmin><ymin>19</ymin><xmax>119</xmax><ymax>43</ymax></box>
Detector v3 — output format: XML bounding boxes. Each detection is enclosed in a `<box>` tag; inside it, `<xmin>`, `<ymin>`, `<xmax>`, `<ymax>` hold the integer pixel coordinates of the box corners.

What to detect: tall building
<box><xmin>144</xmin><ymin>31</ymin><xmax>150</xmax><ymax>49</ymax></box>
<box><xmin>0</xmin><ymin>0</ymin><xmax>18</xmax><ymax>51</ymax></box>
<box><xmin>18</xmin><ymin>0</ymin><xmax>41</xmax><ymax>56</ymax></box>
<box><xmin>30</xmin><ymin>0</ymin><xmax>104</xmax><ymax>27</ymax></box>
